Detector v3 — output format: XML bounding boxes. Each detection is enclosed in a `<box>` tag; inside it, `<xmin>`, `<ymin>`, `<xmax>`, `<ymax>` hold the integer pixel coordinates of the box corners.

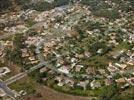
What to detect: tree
<box><xmin>0</xmin><ymin>0</ymin><xmax>12</xmax><ymax>11</ymax></box>
<box><xmin>15</xmin><ymin>0</ymin><xmax>30</xmax><ymax>5</ymax></box>
<box><xmin>5</xmin><ymin>48</ymin><xmax>23</xmax><ymax>65</ymax></box>
<box><xmin>99</xmin><ymin>83</ymin><xmax>118</xmax><ymax>100</ymax></box>
<box><xmin>13</xmin><ymin>34</ymin><xmax>25</xmax><ymax>49</ymax></box>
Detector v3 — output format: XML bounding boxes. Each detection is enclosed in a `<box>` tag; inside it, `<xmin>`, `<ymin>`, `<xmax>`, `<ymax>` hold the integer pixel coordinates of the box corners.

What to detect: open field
<box><xmin>21</xmin><ymin>86</ymin><xmax>90</xmax><ymax>100</ymax></box>
<box><xmin>9</xmin><ymin>76</ymin><xmax>90</xmax><ymax>100</ymax></box>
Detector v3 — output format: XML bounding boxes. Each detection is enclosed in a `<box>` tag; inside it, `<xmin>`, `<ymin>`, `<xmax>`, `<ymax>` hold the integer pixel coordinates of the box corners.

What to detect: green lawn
<box><xmin>9</xmin><ymin>76</ymin><xmax>38</xmax><ymax>94</ymax></box>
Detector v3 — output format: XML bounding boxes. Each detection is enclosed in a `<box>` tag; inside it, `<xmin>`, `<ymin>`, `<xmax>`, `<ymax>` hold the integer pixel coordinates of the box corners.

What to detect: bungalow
<box><xmin>115</xmin><ymin>63</ymin><xmax>127</xmax><ymax>69</ymax></box>
<box><xmin>65</xmin><ymin>78</ymin><xmax>74</xmax><ymax>87</ymax></box>
<box><xmin>58</xmin><ymin>66</ymin><xmax>70</xmax><ymax>74</ymax></box>
<box><xmin>75</xmin><ymin>53</ymin><xmax>84</xmax><ymax>59</ymax></box>
<box><xmin>0</xmin><ymin>48</ymin><xmax>4</xmax><ymax>57</ymax></box>
<box><xmin>25</xmin><ymin>10</ymin><xmax>38</xmax><ymax>19</ymax></box>
<box><xmin>90</xmin><ymin>80</ymin><xmax>101</xmax><ymax>89</ymax></box>
<box><xmin>127</xmin><ymin>77</ymin><xmax>134</xmax><ymax>85</ymax></box>
<box><xmin>115</xmin><ymin>78</ymin><xmax>126</xmax><ymax>84</ymax></box>
<box><xmin>28</xmin><ymin>56</ymin><xmax>36</xmax><ymax>61</ymax></box>
<box><xmin>108</xmin><ymin>40</ymin><xmax>119</xmax><ymax>46</ymax></box>
<box><xmin>98</xmin><ymin>69</ymin><xmax>106</xmax><ymax>75</ymax></box>
<box><xmin>97</xmin><ymin>49</ymin><xmax>103</xmax><ymax>54</ymax></box>
<box><xmin>75</xmin><ymin>65</ymin><xmax>84</xmax><ymax>72</ymax></box>
<box><xmin>105</xmin><ymin>79</ymin><xmax>112</xmax><ymax>86</ymax></box>
<box><xmin>84</xmin><ymin>51</ymin><xmax>91</xmax><ymax>58</ymax></box>
<box><xmin>4</xmin><ymin>25</ymin><xmax>28</xmax><ymax>33</ymax></box>
<box><xmin>0</xmin><ymin>67</ymin><xmax>10</xmax><ymax>77</ymax></box>
<box><xmin>55</xmin><ymin>76</ymin><xmax>64</xmax><ymax>87</ymax></box>
<box><xmin>35</xmin><ymin>11</ymin><xmax>49</xmax><ymax>22</ymax></box>
<box><xmin>77</xmin><ymin>80</ymin><xmax>89</xmax><ymax>90</ymax></box>
<box><xmin>0</xmin><ymin>88</ymin><xmax>6</xmax><ymax>97</ymax></box>
<box><xmin>21</xmin><ymin>48</ymin><xmax>29</xmax><ymax>58</ymax></box>
<box><xmin>19</xmin><ymin>90</ymin><xmax>27</xmax><ymax>96</ymax></box>
<box><xmin>127</xmin><ymin>59</ymin><xmax>134</xmax><ymax>65</ymax></box>
<box><xmin>71</xmin><ymin>58</ymin><xmax>77</xmax><ymax>63</ymax></box>
<box><xmin>25</xmin><ymin>36</ymin><xmax>41</xmax><ymax>46</ymax></box>
<box><xmin>30</xmin><ymin>60</ymin><xmax>39</xmax><ymax>64</ymax></box>
<box><xmin>40</xmin><ymin>67</ymin><xmax>49</xmax><ymax>73</ymax></box>
<box><xmin>57</xmin><ymin>58</ymin><xmax>65</xmax><ymax>65</ymax></box>
<box><xmin>4</xmin><ymin>41</ymin><xmax>13</xmax><ymax>48</ymax></box>
<box><xmin>128</xmin><ymin>34</ymin><xmax>134</xmax><ymax>43</ymax></box>
<box><xmin>86</xmin><ymin>67</ymin><xmax>95</xmax><ymax>75</ymax></box>
<box><xmin>107</xmin><ymin>62</ymin><xmax>119</xmax><ymax>74</ymax></box>
<box><xmin>86</xmin><ymin>30</ymin><xmax>93</xmax><ymax>35</ymax></box>
<box><xmin>113</xmin><ymin>50</ymin><xmax>125</xmax><ymax>59</ymax></box>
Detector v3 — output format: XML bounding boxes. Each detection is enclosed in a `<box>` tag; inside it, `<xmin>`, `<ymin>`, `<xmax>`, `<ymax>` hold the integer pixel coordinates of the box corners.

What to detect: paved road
<box><xmin>0</xmin><ymin>80</ymin><xmax>17</xmax><ymax>100</ymax></box>
<box><xmin>5</xmin><ymin>73</ymin><xmax>27</xmax><ymax>85</ymax></box>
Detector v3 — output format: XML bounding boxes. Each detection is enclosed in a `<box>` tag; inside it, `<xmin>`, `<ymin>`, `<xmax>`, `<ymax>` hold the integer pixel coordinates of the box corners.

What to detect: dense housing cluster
<box><xmin>0</xmin><ymin>0</ymin><xmax>133</xmax><ymax>100</ymax></box>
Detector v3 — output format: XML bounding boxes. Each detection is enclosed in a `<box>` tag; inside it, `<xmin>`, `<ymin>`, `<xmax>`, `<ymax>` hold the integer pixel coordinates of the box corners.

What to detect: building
<box><xmin>90</xmin><ymin>80</ymin><xmax>101</xmax><ymax>89</ymax></box>
<box><xmin>115</xmin><ymin>78</ymin><xmax>126</xmax><ymax>84</ymax></box>
<box><xmin>58</xmin><ymin>66</ymin><xmax>70</xmax><ymax>74</ymax></box>
<box><xmin>0</xmin><ymin>67</ymin><xmax>10</xmax><ymax>77</ymax></box>
<box><xmin>0</xmin><ymin>88</ymin><xmax>6</xmax><ymax>97</ymax></box>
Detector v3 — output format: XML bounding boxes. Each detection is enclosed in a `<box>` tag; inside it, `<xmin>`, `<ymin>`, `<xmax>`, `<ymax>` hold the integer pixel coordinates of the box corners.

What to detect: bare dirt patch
<box><xmin>22</xmin><ymin>86</ymin><xmax>89</xmax><ymax>100</ymax></box>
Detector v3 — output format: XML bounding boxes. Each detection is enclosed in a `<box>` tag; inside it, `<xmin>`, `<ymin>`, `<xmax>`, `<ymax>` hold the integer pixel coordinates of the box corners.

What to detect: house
<box><xmin>0</xmin><ymin>88</ymin><xmax>6</xmax><ymax>97</ymax></box>
<box><xmin>58</xmin><ymin>66</ymin><xmax>70</xmax><ymax>74</ymax></box>
<box><xmin>4</xmin><ymin>41</ymin><xmax>13</xmax><ymax>48</ymax></box>
<box><xmin>128</xmin><ymin>34</ymin><xmax>134</xmax><ymax>43</ymax></box>
<box><xmin>77</xmin><ymin>80</ymin><xmax>89</xmax><ymax>90</ymax></box>
<box><xmin>65</xmin><ymin>78</ymin><xmax>74</xmax><ymax>87</ymax></box>
<box><xmin>19</xmin><ymin>90</ymin><xmax>27</xmax><ymax>96</ymax></box>
<box><xmin>30</xmin><ymin>60</ymin><xmax>39</xmax><ymax>64</ymax></box>
<box><xmin>115</xmin><ymin>63</ymin><xmax>127</xmax><ymax>69</ymax></box>
<box><xmin>25</xmin><ymin>36</ymin><xmax>41</xmax><ymax>46</ymax></box>
<box><xmin>127</xmin><ymin>77</ymin><xmax>134</xmax><ymax>85</ymax></box>
<box><xmin>0</xmin><ymin>67</ymin><xmax>10</xmax><ymax>77</ymax></box>
<box><xmin>71</xmin><ymin>58</ymin><xmax>77</xmax><ymax>63</ymax></box>
<box><xmin>97</xmin><ymin>49</ymin><xmax>103</xmax><ymax>54</ymax></box>
<box><xmin>43</xmin><ymin>46</ymin><xmax>50</xmax><ymax>54</ymax></box>
<box><xmin>113</xmin><ymin>50</ymin><xmax>125</xmax><ymax>59</ymax></box>
<box><xmin>35</xmin><ymin>11</ymin><xmax>49</xmax><ymax>22</ymax></box>
<box><xmin>55</xmin><ymin>76</ymin><xmax>64</xmax><ymax>87</ymax></box>
<box><xmin>90</xmin><ymin>80</ymin><xmax>101</xmax><ymax>89</ymax></box>
<box><xmin>75</xmin><ymin>53</ymin><xmax>84</xmax><ymax>59</ymax></box>
<box><xmin>4</xmin><ymin>25</ymin><xmax>28</xmax><ymax>33</ymax></box>
<box><xmin>75</xmin><ymin>65</ymin><xmax>84</xmax><ymax>72</ymax></box>
<box><xmin>115</xmin><ymin>78</ymin><xmax>126</xmax><ymax>84</ymax></box>
<box><xmin>42</xmin><ymin>78</ymin><xmax>48</xmax><ymax>82</ymax></box>
<box><xmin>98</xmin><ymin>69</ymin><xmax>106</xmax><ymax>75</ymax></box>
<box><xmin>57</xmin><ymin>58</ymin><xmax>64</xmax><ymax>65</ymax></box>
<box><xmin>25</xmin><ymin>10</ymin><xmax>38</xmax><ymax>19</ymax></box>
<box><xmin>84</xmin><ymin>51</ymin><xmax>91</xmax><ymax>57</ymax></box>
<box><xmin>105</xmin><ymin>79</ymin><xmax>112</xmax><ymax>86</ymax></box>
<box><xmin>86</xmin><ymin>67</ymin><xmax>95</xmax><ymax>75</ymax></box>
<box><xmin>44</xmin><ymin>42</ymin><xmax>55</xmax><ymax>48</ymax></box>
<box><xmin>40</xmin><ymin>67</ymin><xmax>49</xmax><ymax>73</ymax></box>
<box><xmin>15</xmin><ymin>25</ymin><xmax>28</xmax><ymax>33</ymax></box>
<box><xmin>21</xmin><ymin>48</ymin><xmax>29</xmax><ymax>57</ymax></box>
<box><xmin>52</xmin><ymin>51</ymin><xmax>61</xmax><ymax>58</ymax></box>
<box><xmin>86</xmin><ymin>30</ymin><xmax>93</xmax><ymax>35</ymax></box>
<box><xmin>127</xmin><ymin>59</ymin><xmax>134</xmax><ymax>65</ymax></box>
<box><xmin>0</xmin><ymin>48</ymin><xmax>4</xmax><ymax>57</ymax></box>
<box><xmin>28</xmin><ymin>56</ymin><xmax>36</xmax><ymax>61</ymax></box>
<box><xmin>108</xmin><ymin>40</ymin><xmax>118</xmax><ymax>46</ymax></box>
<box><xmin>107</xmin><ymin>62</ymin><xmax>119</xmax><ymax>74</ymax></box>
